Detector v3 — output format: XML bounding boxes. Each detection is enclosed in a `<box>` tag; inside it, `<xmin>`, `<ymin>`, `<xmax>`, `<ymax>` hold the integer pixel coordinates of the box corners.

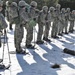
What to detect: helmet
<box><xmin>0</xmin><ymin>0</ymin><xmax>3</xmax><ymax>6</ymax></box>
<box><xmin>56</xmin><ymin>4</ymin><xmax>61</xmax><ymax>9</ymax></box>
<box><xmin>18</xmin><ymin>0</ymin><xmax>26</xmax><ymax>7</ymax></box>
<box><xmin>11</xmin><ymin>2</ymin><xmax>17</xmax><ymax>7</ymax></box>
<box><xmin>72</xmin><ymin>10</ymin><xmax>75</xmax><ymax>14</ymax></box>
<box><xmin>49</xmin><ymin>6</ymin><xmax>55</xmax><ymax>12</ymax></box>
<box><xmin>61</xmin><ymin>8</ymin><xmax>65</xmax><ymax>12</ymax></box>
<box><xmin>42</xmin><ymin>6</ymin><xmax>48</xmax><ymax>11</ymax></box>
<box><xmin>30</xmin><ymin>1</ymin><xmax>37</xmax><ymax>7</ymax></box>
<box><xmin>66</xmin><ymin>8</ymin><xmax>70</xmax><ymax>12</ymax></box>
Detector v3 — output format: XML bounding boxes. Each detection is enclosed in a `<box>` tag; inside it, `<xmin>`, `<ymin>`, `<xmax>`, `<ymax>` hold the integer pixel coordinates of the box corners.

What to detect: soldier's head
<box><xmin>0</xmin><ymin>0</ymin><xmax>3</xmax><ymax>12</ymax></box>
<box><xmin>42</xmin><ymin>6</ymin><xmax>48</xmax><ymax>13</ymax></box>
<box><xmin>49</xmin><ymin>6</ymin><xmax>55</xmax><ymax>12</ymax></box>
<box><xmin>66</xmin><ymin>8</ymin><xmax>70</xmax><ymax>12</ymax></box>
<box><xmin>11</xmin><ymin>2</ymin><xmax>17</xmax><ymax>7</ymax></box>
<box><xmin>18</xmin><ymin>0</ymin><xmax>26</xmax><ymax>8</ymax></box>
<box><xmin>30</xmin><ymin>1</ymin><xmax>37</xmax><ymax>8</ymax></box>
<box><xmin>56</xmin><ymin>4</ymin><xmax>61</xmax><ymax>10</ymax></box>
<box><xmin>61</xmin><ymin>8</ymin><xmax>65</xmax><ymax>13</ymax></box>
<box><xmin>72</xmin><ymin>10</ymin><xmax>75</xmax><ymax>14</ymax></box>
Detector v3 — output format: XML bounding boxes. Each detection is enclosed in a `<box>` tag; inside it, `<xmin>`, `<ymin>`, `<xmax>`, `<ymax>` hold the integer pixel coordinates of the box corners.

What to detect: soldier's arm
<box><xmin>1</xmin><ymin>14</ymin><xmax>8</xmax><ymax>30</ymax></box>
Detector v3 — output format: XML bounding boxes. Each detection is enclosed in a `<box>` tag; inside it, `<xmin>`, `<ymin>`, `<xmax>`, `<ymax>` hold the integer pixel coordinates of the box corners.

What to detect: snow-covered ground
<box><xmin>0</xmin><ymin>21</ymin><xmax>75</xmax><ymax>75</ymax></box>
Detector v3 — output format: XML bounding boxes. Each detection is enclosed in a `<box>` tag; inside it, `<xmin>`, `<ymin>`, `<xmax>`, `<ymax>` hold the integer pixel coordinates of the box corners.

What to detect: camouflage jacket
<box><xmin>0</xmin><ymin>12</ymin><xmax>7</xmax><ymax>30</ymax></box>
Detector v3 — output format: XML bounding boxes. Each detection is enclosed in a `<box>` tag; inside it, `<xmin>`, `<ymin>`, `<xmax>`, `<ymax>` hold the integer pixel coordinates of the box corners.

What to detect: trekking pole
<box><xmin>0</xmin><ymin>29</ymin><xmax>11</xmax><ymax>69</ymax></box>
<box><xmin>33</xmin><ymin>26</ymin><xmax>36</xmax><ymax>47</ymax></box>
<box><xmin>4</xmin><ymin>29</ymin><xmax>11</xmax><ymax>65</ymax></box>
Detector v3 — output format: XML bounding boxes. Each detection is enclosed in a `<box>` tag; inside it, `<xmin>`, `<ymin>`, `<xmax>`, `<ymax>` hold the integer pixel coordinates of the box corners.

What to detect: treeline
<box><xmin>3</xmin><ymin>0</ymin><xmax>75</xmax><ymax>10</ymax></box>
<box><xmin>59</xmin><ymin>0</ymin><xmax>75</xmax><ymax>10</ymax></box>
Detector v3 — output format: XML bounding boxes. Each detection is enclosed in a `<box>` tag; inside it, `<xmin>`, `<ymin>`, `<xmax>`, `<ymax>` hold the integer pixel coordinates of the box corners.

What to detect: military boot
<box><xmin>43</xmin><ymin>37</ymin><xmax>51</xmax><ymax>42</ymax></box>
<box><xmin>16</xmin><ymin>47</ymin><xmax>26</xmax><ymax>54</ymax></box>
<box><xmin>26</xmin><ymin>44</ymin><xmax>35</xmax><ymax>49</ymax></box>
<box><xmin>36</xmin><ymin>40</ymin><xmax>44</xmax><ymax>44</ymax></box>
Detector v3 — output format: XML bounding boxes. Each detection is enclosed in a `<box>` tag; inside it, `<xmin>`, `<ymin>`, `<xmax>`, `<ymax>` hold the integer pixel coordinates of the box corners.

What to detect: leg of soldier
<box><xmin>36</xmin><ymin>23</ymin><xmax>44</xmax><ymax>44</ymax></box>
<box><xmin>69</xmin><ymin>21</ymin><xmax>72</xmax><ymax>32</ymax></box>
<box><xmin>64</xmin><ymin>20</ymin><xmax>68</xmax><ymax>34</ymax></box>
<box><xmin>58</xmin><ymin>22</ymin><xmax>63</xmax><ymax>36</ymax></box>
<box><xmin>72</xmin><ymin>20</ymin><xmax>74</xmax><ymax>31</ymax></box>
<box><xmin>54</xmin><ymin>21</ymin><xmax>59</xmax><ymax>38</ymax></box>
<box><xmin>51</xmin><ymin>22</ymin><xmax>55</xmax><ymax>38</ymax></box>
<box><xmin>69</xmin><ymin>21</ymin><xmax>74</xmax><ymax>32</ymax></box>
<box><xmin>43</xmin><ymin>22</ymin><xmax>51</xmax><ymax>42</ymax></box>
<box><xmin>55</xmin><ymin>24</ymin><xmax>59</xmax><ymax>38</ymax></box>
<box><xmin>71</xmin><ymin>21</ymin><xmax>74</xmax><ymax>31</ymax></box>
<box><xmin>14</xmin><ymin>25</ymin><xmax>25</xmax><ymax>53</ymax></box>
<box><xmin>26</xmin><ymin>25</ymin><xmax>34</xmax><ymax>48</ymax></box>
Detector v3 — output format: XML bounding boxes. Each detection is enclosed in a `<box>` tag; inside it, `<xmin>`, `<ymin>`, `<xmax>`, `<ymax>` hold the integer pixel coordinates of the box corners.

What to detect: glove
<box><xmin>4</xmin><ymin>29</ymin><xmax>6</xmax><ymax>34</ymax></box>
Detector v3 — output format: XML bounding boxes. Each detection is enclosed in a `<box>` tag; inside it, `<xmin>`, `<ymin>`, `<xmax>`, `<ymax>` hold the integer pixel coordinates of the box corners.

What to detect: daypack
<box><xmin>28</xmin><ymin>19</ymin><xmax>36</xmax><ymax>27</ymax></box>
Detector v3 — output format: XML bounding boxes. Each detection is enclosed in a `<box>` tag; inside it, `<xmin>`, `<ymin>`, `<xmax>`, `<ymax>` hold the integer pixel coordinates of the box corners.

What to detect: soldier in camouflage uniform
<box><xmin>9</xmin><ymin>1</ymin><xmax>26</xmax><ymax>54</ymax></box>
<box><xmin>55</xmin><ymin>4</ymin><xmax>62</xmax><ymax>37</ymax></box>
<box><xmin>69</xmin><ymin>10</ymin><xmax>75</xmax><ymax>33</ymax></box>
<box><xmin>36</xmin><ymin>6</ymin><xmax>48</xmax><ymax>44</ymax></box>
<box><xmin>43</xmin><ymin>6</ymin><xmax>51</xmax><ymax>42</ymax></box>
<box><xmin>25</xmin><ymin>1</ymin><xmax>38</xmax><ymax>48</ymax></box>
<box><xmin>0</xmin><ymin>0</ymin><xmax>7</xmax><ymax>47</ymax></box>
<box><xmin>59</xmin><ymin>8</ymin><xmax>66</xmax><ymax>35</ymax></box>
<box><xmin>64</xmin><ymin>8</ymin><xmax>70</xmax><ymax>34</ymax></box>
<box><xmin>51</xmin><ymin>4</ymin><xmax>61</xmax><ymax>38</ymax></box>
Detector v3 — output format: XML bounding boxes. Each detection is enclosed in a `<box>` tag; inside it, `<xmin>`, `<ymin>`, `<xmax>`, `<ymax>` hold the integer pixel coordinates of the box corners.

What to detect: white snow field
<box><xmin>0</xmin><ymin>21</ymin><xmax>75</xmax><ymax>75</ymax></box>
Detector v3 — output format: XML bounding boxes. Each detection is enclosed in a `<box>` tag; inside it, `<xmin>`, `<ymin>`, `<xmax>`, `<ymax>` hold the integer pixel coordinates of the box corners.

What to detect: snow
<box><xmin>0</xmin><ymin>21</ymin><xmax>75</xmax><ymax>75</ymax></box>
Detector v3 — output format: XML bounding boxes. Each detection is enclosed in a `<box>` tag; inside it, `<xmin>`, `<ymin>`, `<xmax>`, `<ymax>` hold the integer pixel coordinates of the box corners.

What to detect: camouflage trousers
<box><xmin>14</xmin><ymin>24</ymin><xmax>24</xmax><ymax>51</ymax></box>
<box><xmin>37</xmin><ymin>22</ymin><xmax>44</xmax><ymax>41</ymax></box>
<box><xmin>58</xmin><ymin>22</ymin><xmax>63</xmax><ymax>34</ymax></box>
<box><xmin>69</xmin><ymin>20</ymin><xmax>74</xmax><ymax>31</ymax></box>
<box><xmin>25</xmin><ymin>24</ymin><xmax>33</xmax><ymax>45</ymax></box>
<box><xmin>44</xmin><ymin>22</ymin><xmax>51</xmax><ymax>38</ymax></box>
<box><xmin>64</xmin><ymin>20</ymin><xmax>68</xmax><ymax>33</ymax></box>
<box><xmin>51</xmin><ymin>21</ymin><xmax>59</xmax><ymax>37</ymax></box>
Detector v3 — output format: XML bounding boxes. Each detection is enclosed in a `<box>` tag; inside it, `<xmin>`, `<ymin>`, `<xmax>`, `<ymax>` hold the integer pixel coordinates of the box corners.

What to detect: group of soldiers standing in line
<box><xmin>0</xmin><ymin>0</ymin><xmax>75</xmax><ymax>54</ymax></box>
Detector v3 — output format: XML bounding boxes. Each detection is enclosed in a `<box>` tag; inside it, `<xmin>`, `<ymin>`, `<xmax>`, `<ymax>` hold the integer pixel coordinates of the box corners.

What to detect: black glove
<box><xmin>4</xmin><ymin>29</ymin><xmax>6</xmax><ymax>34</ymax></box>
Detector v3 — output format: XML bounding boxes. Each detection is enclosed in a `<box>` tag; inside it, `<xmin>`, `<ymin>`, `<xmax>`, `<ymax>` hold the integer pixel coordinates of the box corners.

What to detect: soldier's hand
<box><xmin>4</xmin><ymin>29</ymin><xmax>6</xmax><ymax>34</ymax></box>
